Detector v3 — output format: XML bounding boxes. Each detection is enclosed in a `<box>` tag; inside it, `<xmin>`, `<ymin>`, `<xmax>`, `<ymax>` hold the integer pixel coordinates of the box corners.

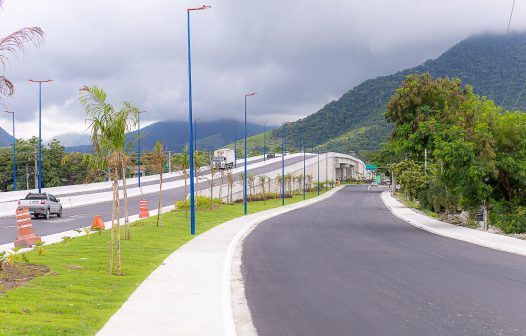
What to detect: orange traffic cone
<box><xmin>91</xmin><ymin>215</ymin><xmax>105</xmax><ymax>231</ymax></box>
<box><xmin>14</xmin><ymin>208</ymin><xmax>41</xmax><ymax>248</ymax></box>
<box><xmin>139</xmin><ymin>199</ymin><xmax>149</xmax><ymax>218</ymax></box>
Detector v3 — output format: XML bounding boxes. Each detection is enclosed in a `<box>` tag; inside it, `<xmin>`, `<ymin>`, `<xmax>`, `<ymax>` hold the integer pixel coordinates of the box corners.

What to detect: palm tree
<box><xmin>306</xmin><ymin>174</ymin><xmax>313</xmax><ymax>192</ymax></box>
<box><xmin>226</xmin><ymin>169</ymin><xmax>234</xmax><ymax>204</ymax></box>
<box><xmin>275</xmin><ymin>174</ymin><xmax>283</xmax><ymax>198</ymax></box>
<box><xmin>0</xmin><ymin>14</ymin><xmax>44</xmax><ymax>99</ymax></box>
<box><xmin>173</xmin><ymin>146</ymin><xmax>190</xmax><ymax>217</ymax></box>
<box><xmin>150</xmin><ymin>142</ymin><xmax>164</xmax><ymax>227</ymax></box>
<box><xmin>79</xmin><ymin>85</ymin><xmax>138</xmax><ymax>275</ymax></box>
<box><xmin>248</xmin><ymin>174</ymin><xmax>255</xmax><ymax>202</ymax></box>
<box><xmin>258</xmin><ymin>175</ymin><xmax>267</xmax><ymax>204</ymax></box>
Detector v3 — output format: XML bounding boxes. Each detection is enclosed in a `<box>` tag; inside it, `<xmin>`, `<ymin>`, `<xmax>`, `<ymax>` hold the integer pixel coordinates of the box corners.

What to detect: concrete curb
<box><xmin>96</xmin><ymin>186</ymin><xmax>344</xmax><ymax>336</ymax></box>
<box><xmin>381</xmin><ymin>191</ymin><xmax>526</xmax><ymax>257</ymax></box>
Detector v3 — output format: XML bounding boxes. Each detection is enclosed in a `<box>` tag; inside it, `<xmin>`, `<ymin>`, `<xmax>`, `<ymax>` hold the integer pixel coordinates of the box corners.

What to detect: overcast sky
<box><xmin>0</xmin><ymin>0</ymin><xmax>525</xmax><ymax>140</ymax></box>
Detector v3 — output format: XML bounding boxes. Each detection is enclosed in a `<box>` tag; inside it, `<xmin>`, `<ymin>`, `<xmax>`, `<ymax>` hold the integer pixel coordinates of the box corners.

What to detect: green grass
<box><xmin>0</xmin><ymin>190</ymin><xmax>328</xmax><ymax>336</ymax></box>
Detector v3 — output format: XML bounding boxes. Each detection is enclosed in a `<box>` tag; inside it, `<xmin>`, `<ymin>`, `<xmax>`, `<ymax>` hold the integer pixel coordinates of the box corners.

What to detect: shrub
<box><xmin>175</xmin><ymin>196</ymin><xmax>222</xmax><ymax>211</ymax></box>
<box><xmin>490</xmin><ymin>202</ymin><xmax>526</xmax><ymax>234</ymax></box>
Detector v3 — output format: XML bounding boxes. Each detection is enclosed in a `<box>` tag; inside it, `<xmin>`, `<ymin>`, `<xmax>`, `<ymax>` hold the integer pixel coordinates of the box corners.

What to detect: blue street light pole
<box><xmin>281</xmin><ymin>123</ymin><xmax>286</xmax><ymax>206</ymax></box>
<box><xmin>137</xmin><ymin>110</ymin><xmax>145</xmax><ymax>187</ymax></box>
<box><xmin>302</xmin><ymin>132</ymin><xmax>306</xmax><ymax>200</ymax></box>
<box><xmin>187</xmin><ymin>5</ymin><xmax>210</xmax><ymax>235</ymax></box>
<box><xmin>243</xmin><ymin>92</ymin><xmax>256</xmax><ymax>215</ymax></box>
<box><xmin>28</xmin><ymin>79</ymin><xmax>52</xmax><ymax>193</ymax></box>
<box><xmin>5</xmin><ymin>111</ymin><xmax>16</xmax><ymax>191</ymax></box>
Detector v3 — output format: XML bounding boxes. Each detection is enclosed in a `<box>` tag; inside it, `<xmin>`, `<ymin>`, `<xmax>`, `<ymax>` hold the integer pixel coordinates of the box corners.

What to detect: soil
<box><xmin>0</xmin><ymin>262</ymin><xmax>50</xmax><ymax>294</ymax></box>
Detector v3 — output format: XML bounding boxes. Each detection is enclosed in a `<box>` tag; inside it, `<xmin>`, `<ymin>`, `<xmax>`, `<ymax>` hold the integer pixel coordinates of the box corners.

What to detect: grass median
<box><xmin>0</xmin><ymin>190</ymin><xmax>329</xmax><ymax>336</ymax></box>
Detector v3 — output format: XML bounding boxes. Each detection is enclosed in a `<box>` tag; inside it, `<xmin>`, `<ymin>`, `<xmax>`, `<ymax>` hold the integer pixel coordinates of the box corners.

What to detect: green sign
<box><xmin>365</xmin><ymin>164</ymin><xmax>377</xmax><ymax>171</ymax></box>
<box><xmin>375</xmin><ymin>175</ymin><xmax>381</xmax><ymax>184</ymax></box>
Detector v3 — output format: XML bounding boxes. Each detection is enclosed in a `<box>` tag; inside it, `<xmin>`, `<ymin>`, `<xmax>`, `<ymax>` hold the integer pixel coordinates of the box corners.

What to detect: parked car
<box><xmin>266</xmin><ymin>152</ymin><xmax>276</xmax><ymax>159</ymax></box>
<box><xmin>367</xmin><ymin>182</ymin><xmax>379</xmax><ymax>191</ymax></box>
<box><xmin>18</xmin><ymin>192</ymin><xmax>63</xmax><ymax>219</ymax></box>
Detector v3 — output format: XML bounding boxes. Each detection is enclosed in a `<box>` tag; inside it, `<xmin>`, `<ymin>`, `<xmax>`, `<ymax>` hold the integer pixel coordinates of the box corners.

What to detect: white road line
<box><xmin>1</xmin><ymin>225</ymin><xmax>16</xmax><ymax>229</ymax></box>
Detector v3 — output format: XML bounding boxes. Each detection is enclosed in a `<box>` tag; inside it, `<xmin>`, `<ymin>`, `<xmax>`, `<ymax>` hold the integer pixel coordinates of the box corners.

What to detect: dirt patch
<box><xmin>0</xmin><ymin>263</ymin><xmax>50</xmax><ymax>294</ymax></box>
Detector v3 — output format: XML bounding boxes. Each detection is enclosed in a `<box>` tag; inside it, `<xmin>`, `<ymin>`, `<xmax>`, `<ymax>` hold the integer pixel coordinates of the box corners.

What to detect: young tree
<box><xmin>173</xmin><ymin>146</ymin><xmax>190</xmax><ymax>218</ymax></box>
<box><xmin>79</xmin><ymin>85</ymin><xmax>138</xmax><ymax>275</ymax></box>
<box><xmin>248</xmin><ymin>174</ymin><xmax>255</xmax><ymax>202</ymax></box>
<box><xmin>226</xmin><ymin>169</ymin><xmax>234</xmax><ymax>204</ymax></box>
<box><xmin>149</xmin><ymin>142</ymin><xmax>164</xmax><ymax>227</ymax></box>
<box><xmin>258</xmin><ymin>175</ymin><xmax>267</xmax><ymax>204</ymax></box>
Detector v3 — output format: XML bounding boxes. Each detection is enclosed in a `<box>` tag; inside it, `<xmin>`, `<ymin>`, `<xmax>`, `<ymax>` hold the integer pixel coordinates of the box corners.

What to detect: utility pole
<box><xmin>25</xmin><ymin>164</ymin><xmax>29</xmax><ymax>190</ymax></box>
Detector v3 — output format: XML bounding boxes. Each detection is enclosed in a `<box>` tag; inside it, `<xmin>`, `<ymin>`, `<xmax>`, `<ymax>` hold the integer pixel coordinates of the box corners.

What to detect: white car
<box><xmin>18</xmin><ymin>192</ymin><xmax>63</xmax><ymax>219</ymax></box>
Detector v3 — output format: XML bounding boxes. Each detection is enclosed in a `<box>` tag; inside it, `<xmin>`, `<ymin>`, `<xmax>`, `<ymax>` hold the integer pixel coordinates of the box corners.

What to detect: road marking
<box><xmin>1</xmin><ymin>225</ymin><xmax>16</xmax><ymax>229</ymax></box>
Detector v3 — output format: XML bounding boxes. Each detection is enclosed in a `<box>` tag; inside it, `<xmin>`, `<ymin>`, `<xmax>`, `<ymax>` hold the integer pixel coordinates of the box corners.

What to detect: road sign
<box><xmin>366</xmin><ymin>164</ymin><xmax>377</xmax><ymax>171</ymax></box>
<box><xmin>375</xmin><ymin>175</ymin><xmax>381</xmax><ymax>184</ymax></box>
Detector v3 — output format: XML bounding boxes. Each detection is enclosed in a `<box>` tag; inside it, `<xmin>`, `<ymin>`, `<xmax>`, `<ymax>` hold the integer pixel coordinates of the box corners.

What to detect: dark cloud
<box><xmin>0</xmin><ymin>0</ymin><xmax>523</xmax><ymax>138</ymax></box>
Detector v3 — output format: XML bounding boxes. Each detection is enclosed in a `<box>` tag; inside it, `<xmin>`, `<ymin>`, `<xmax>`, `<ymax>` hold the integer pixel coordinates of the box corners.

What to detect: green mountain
<box><xmin>0</xmin><ymin>127</ymin><xmax>13</xmax><ymax>147</ymax></box>
<box><xmin>252</xmin><ymin>32</ymin><xmax>526</xmax><ymax>159</ymax></box>
<box><xmin>66</xmin><ymin>119</ymin><xmax>272</xmax><ymax>153</ymax></box>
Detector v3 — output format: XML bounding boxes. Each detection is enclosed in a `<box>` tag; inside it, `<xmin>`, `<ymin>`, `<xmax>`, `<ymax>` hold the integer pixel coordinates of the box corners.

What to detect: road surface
<box><xmin>0</xmin><ymin>155</ymin><xmax>313</xmax><ymax>244</ymax></box>
<box><xmin>243</xmin><ymin>186</ymin><xmax>526</xmax><ymax>336</ymax></box>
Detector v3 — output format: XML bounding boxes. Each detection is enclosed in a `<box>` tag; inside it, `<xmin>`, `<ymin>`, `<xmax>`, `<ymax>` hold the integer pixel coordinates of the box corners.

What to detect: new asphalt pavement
<box><xmin>242</xmin><ymin>185</ymin><xmax>526</xmax><ymax>336</ymax></box>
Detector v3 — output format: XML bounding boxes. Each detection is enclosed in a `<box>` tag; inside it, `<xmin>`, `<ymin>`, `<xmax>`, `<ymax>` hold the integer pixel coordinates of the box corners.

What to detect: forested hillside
<box><xmin>264</xmin><ymin>32</ymin><xmax>526</xmax><ymax>158</ymax></box>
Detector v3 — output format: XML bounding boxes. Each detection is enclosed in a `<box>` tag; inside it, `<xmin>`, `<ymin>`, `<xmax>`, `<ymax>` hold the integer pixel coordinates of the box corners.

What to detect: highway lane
<box><xmin>11</xmin><ymin>156</ymin><xmax>268</xmax><ymax>199</ymax></box>
<box><xmin>242</xmin><ymin>186</ymin><xmax>526</xmax><ymax>336</ymax></box>
<box><xmin>0</xmin><ymin>155</ymin><xmax>313</xmax><ymax>244</ymax></box>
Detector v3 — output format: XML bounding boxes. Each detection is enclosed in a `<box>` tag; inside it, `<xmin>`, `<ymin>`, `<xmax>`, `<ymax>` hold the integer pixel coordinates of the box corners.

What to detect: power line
<box><xmin>499</xmin><ymin>0</ymin><xmax>519</xmax><ymax>109</ymax></box>
<box><xmin>488</xmin><ymin>0</ymin><xmax>517</xmax><ymax>105</ymax></box>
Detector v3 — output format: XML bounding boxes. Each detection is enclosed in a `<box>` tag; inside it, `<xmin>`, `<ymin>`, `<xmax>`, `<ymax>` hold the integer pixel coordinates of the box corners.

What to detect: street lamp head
<box><xmin>28</xmin><ymin>79</ymin><xmax>53</xmax><ymax>83</ymax></box>
<box><xmin>4</xmin><ymin>110</ymin><xmax>14</xmax><ymax>115</ymax></box>
<box><xmin>245</xmin><ymin>92</ymin><xmax>257</xmax><ymax>97</ymax></box>
<box><xmin>188</xmin><ymin>5</ymin><xmax>211</xmax><ymax>11</ymax></box>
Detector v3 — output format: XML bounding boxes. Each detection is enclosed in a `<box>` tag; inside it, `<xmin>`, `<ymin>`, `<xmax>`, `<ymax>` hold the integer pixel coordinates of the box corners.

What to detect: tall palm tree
<box><xmin>79</xmin><ymin>85</ymin><xmax>138</xmax><ymax>275</ymax></box>
<box><xmin>0</xmin><ymin>10</ymin><xmax>44</xmax><ymax>99</ymax></box>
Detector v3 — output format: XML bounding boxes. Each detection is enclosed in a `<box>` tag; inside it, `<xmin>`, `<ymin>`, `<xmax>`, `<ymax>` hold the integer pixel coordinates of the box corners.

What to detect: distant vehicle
<box><xmin>367</xmin><ymin>182</ymin><xmax>379</xmax><ymax>191</ymax></box>
<box><xmin>211</xmin><ymin>148</ymin><xmax>235</xmax><ymax>169</ymax></box>
<box><xmin>18</xmin><ymin>193</ymin><xmax>63</xmax><ymax>219</ymax></box>
<box><xmin>266</xmin><ymin>153</ymin><xmax>275</xmax><ymax>159</ymax></box>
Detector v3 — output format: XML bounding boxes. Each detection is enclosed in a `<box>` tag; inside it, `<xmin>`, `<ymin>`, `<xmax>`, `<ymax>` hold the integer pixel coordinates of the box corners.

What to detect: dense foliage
<box><xmin>383</xmin><ymin>73</ymin><xmax>526</xmax><ymax>233</ymax></box>
<box><xmin>238</xmin><ymin>32</ymin><xmax>526</xmax><ymax>160</ymax></box>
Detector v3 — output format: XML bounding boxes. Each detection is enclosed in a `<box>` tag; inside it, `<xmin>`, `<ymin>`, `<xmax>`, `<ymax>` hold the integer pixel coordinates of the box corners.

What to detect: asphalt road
<box><xmin>0</xmin><ymin>155</ymin><xmax>312</xmax><ymax>244</ymax></box>
<box><xmin>242</xmin><ymin>186</ymin><xmax>526</xmax><ymax>336</ymax></box>
<box><xmin>21</xmin><ymin>157</ymin><xmax>268</xmax><ymax>199</ymax></box>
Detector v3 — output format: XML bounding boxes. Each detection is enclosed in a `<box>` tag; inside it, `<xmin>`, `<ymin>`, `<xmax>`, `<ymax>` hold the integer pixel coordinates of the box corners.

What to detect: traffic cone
<box><xmin>91</xmin><ymin>215</ymin><xmax>105</xmax><ymax>231</ymax></box>
<box><xmin>14</xmin><ymin>208</ymin><xmax>41</xmax><ymax>248</ymax></box>
<box><xmin>139</xmin><ymin>199</ymin><xmax>149</xmax><ymax>218</ymax></box>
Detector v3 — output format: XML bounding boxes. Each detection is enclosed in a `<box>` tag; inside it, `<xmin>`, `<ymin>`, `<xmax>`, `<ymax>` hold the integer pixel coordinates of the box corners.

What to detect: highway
<box><xmin>0</xmin><ymin>155</ymin><xmax>312</xmax><ymax>244</ymax></box>
<box><xmin>242</xmin><ymin>186</ymin><xmax>526</xmax><ymax>336</ymax></box>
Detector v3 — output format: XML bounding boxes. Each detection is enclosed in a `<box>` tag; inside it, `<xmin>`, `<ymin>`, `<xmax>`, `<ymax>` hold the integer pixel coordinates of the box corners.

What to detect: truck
<box><xmin>211</xmin><ymin>148</ymin><xmax>235</xmax><ymax>169</ymax></box>
<box><xmin>18</xmin><ymin>192</ymin><xmax>63</xmax><ymax>219</ymax></box>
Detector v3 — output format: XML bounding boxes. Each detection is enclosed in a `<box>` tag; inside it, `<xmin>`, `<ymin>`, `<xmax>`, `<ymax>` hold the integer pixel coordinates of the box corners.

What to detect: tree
<box><xmin>0</xmin><ymin>6</ymin><xmax>44</xmax><ymax>100</ymax></box>
<box><xmin>173</xmin><ymin>146</ymin><xmax>190</xmax><ymax>218</ymax></box>
<box><xmin>248</xmin><ymin>174</ymin><xmax>255</xmax><ymax>202</ymax></box>
<box><xmin>79</xmin><ymin>85</ymin><xmax>138</xmax><ymax>275</ymax></box>
<box><xmin>258</xmin><ymin>175</ymin><xmax>267</xmax><ymax>204</ymax></box>
<box><xmin>149</xmin><ymin>142</ymin><xmax>164</xmax><ymax>227</ymax></box>
<box><xmin>226</xmin><ymin>169</ymin><xmax>234</xmax><ymax>204</ymax></box>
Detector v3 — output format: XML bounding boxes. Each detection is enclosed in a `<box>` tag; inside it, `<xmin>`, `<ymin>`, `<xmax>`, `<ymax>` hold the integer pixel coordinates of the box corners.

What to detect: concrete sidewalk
<box><xmin>97</xmin><ymin>187</ymin><xmax>344</xmax><ymax>336</ymax></box>
<box><xmin>382</xmin><ymin>191</ymin><xmax>526</xmax><ymax>257</ymax></box>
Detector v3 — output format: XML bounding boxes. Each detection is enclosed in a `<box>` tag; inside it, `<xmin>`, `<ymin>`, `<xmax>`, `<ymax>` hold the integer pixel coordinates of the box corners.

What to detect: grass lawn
<box><xmin>0</xmin><ymin>190</ymin><xmax>328</xmax><ymax>336</ymax></box>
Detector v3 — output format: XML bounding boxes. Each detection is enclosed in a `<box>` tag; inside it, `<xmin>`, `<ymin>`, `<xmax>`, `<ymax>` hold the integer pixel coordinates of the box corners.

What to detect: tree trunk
<box><xmin>157</xmin><ymin>171</ymin><xmax>163</xmax><ymax>227</ymax></box>
<box><xmin>114</xmin><ymin>167</ymin><xmax>122</xmax><ymax>276</ymax></box>
<box><xmin>184</xmin><ymin>173</ymin><xmax>188</xmax><ymax>218</ymax></box>
<box><xmin>209</xmin><ymin>172</ymin><xmax>214</xmax><ymax>210</ymax></box>
<box><xmin>110</xmin><ymin>178</ymin><xmax>116</xmax><ymax>274</ymax></box>
<box><xmin>121</xmin><ymin>161</ymin><xmax>130</xmax><ymax>240</ymax></box>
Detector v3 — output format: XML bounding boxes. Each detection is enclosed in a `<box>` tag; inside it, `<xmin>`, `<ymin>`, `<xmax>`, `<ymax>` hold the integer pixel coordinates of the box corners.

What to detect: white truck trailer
<box><xmin>211</xmin><ymin>148</ymin><xmax>235</xmax><ymax>169</ymax></box>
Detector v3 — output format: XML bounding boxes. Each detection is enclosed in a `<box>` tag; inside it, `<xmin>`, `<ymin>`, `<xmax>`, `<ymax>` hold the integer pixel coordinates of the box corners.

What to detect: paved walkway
<box><xmin>382</xmin><ymin>191</ymin><xmax>526</xmax><ymax>256</ymax></box>
<box><xmin>97</xmin><ymin>187</ymin><xmax>343</xmax><ymax>336</ymax></box>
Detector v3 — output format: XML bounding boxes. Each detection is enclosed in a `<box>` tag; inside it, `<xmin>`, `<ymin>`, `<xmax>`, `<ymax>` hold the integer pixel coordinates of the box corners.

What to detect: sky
<box><xmin>0</xmin><ymin>0</ymin><xmax>525</xmax><ymax>141</ymax></box>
